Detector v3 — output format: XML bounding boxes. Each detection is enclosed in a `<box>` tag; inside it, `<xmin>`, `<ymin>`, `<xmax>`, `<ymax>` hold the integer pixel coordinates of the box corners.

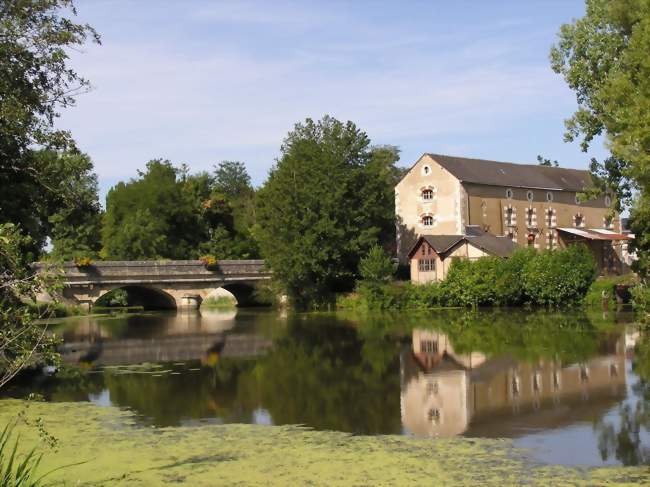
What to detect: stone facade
<box><xmin>396</xmin><ymin>154</ymin><xmax>620</xmax><ymax>262</ymax></box>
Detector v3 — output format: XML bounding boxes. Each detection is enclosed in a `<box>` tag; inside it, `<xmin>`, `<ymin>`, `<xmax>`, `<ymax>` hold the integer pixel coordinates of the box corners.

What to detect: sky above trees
<box><xmin>59</xmin><ymin>0</ymin><xmax>607</xmax><ymax>202</ymax></box>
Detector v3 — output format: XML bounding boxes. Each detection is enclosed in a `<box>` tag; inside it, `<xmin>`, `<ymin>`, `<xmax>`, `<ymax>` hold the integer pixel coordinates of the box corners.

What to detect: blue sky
<box><xmin>59</xmin><ymin>0</ymin><xmax>606</xmax><ymax>202</ymax></box>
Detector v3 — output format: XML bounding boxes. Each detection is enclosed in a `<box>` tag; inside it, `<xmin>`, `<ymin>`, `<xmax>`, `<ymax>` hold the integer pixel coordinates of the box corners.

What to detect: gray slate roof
<box><xmin>410</xmin><ymin>227</ymin><xmax>518</xmax><ymax>259</ymax></box>
<box><xmin>426</xmin><ymin>153</ymin><xmax>592</xmax><ymax>191</ymax></box>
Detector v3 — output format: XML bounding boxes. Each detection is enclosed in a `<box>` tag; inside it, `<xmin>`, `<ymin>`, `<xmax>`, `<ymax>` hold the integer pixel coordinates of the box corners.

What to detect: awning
<box><xmin>557</xmin><ymin>228</ymin><xmax>632</xmax><ymax>241</ymax></box>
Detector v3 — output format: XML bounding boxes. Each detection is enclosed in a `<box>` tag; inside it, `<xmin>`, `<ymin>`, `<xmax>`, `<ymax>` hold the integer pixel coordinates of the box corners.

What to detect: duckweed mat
<box><xmin>1</xmin><ymin>399</ymin><xmax>649</xmax><ymax>486</ymax></box>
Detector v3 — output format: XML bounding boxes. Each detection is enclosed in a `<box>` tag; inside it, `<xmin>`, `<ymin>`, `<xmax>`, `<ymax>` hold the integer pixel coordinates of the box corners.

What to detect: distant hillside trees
<box><xmin>255</xmin><ymin>116</ymin><xmax>401</xmax><ymax>308</ymax></box>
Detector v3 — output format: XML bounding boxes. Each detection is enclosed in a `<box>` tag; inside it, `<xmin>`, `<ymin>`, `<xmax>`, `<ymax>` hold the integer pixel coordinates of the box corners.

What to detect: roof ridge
<box><xmin>425</xmin><ymin>153</ymin><xmax>587</xmax><ymax>173</ymax></box>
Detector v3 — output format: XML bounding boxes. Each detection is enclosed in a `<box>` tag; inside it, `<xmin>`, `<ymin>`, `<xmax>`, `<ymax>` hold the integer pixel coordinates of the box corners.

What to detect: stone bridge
<box><xmin>34</xmin><ymin>260</ymin><xmax>270</xmax><ymax>310</ymax></box>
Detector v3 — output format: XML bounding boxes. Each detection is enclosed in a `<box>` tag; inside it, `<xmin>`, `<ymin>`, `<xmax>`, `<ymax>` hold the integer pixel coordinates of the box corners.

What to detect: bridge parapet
<box><xmin>33</xmin><ymin>260</ymin><xmax>271</xmax><ymax>309</ymax></box>
<box><xmin>34</xmin><ymin>259</ymin><xmax>269</xmax><ymax>285</ymax></box>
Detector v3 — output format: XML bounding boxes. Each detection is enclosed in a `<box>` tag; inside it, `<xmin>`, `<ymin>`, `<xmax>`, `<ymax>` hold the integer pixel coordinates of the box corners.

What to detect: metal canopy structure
<box><xmin>556</xmin><ymin>228</ymin><xmax>632</xmax><ymax>241</ymax></box>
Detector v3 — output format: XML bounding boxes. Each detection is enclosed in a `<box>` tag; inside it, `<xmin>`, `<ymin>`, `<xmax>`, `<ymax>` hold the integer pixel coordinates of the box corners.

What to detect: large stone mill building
<box><xmin>396</xmin><ymin>153</ymin><xmax>631</xmax><ymax>281</ymax></box>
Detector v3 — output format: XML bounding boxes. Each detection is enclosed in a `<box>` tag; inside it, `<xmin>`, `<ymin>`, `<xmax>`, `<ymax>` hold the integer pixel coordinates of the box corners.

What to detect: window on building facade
<box><xmin>574</xmin><ymin>213</ymin><xmax>584</xmax><ymax>228</ymax></box>
<box><xmin>527</xmin><ymin>233</ymin><xmax>535</xmax><ymax>248</ymax></box>
<box><xmin>546</xmin><ymin>208</ymin><xmax>555</xmax><ymax>227</ymax></box>
<box><xmin>506</xmin><ymin>188</ymin><xmax>513</xmax><ymax>199</ymax></box>
<box><xmin>605</xmin><ymin>195</ymin><xmax>612</xmax><ymax>207</ymax></box>
<box><xmin>506</xmin><ymin>207</ymin><xmax>514</xmax><ymax>226</ymax></box>
<box><xmin>422</xmin><ymin>215</ymin><xmax>434</xmax><ymax>227</ymax></box>
<box><xmin>575</xmin><ymin>194</ymin><xmax>581</xmax><ymax>205</ymax></box>
<box><xmin>422</xmin><ymin>165</ymin><xmax>431</xmax><ymax>175</ymax></box>
<box><xmin>422</xmin><ymin>188</ymin><xmax>434</xmax><ymax>201</ymax></box>
<box><xmin>526</xmin><ymin>190</ymin><xmax>534</xmax><ymax>202</ymax></box>
<box><xmin>526</xmin><ymin>208</ymin><xmax>534</xmax><ymax>227</ymax></box>
<box><xmin>418</xmin><ymin>259</ymin><xmax>436</xmax><ymax>273</ymax></box>
<box><xmin>421</xmin><ymin>340</ymin><xmax>438</xmax><ymax>353</ymax></box>
<box><xmin>428</xmin><ymin>408</ymin><xmax>441</xmax><ymax>424</ymax></box>
<box><xmin>546</xmin><ymin>192</ymin><xmax>553</xmax><ymax>202</ymax></box>
<box><xmin>604</xmin><ymin>215</ymin><xmax>613</xmax><ymax>229</ymax></box>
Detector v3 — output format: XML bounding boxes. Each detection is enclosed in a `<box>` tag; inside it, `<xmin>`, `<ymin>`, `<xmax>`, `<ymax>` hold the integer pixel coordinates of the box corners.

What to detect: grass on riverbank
<box><xmin>1</xmin><ymin>400</ymin><xmax>649</xmax><ymax>486</ymax></box>
<box><xmin>200</xmin><ymin>296</ymin><xmax>237</xmax><ymax>309</ymax></box>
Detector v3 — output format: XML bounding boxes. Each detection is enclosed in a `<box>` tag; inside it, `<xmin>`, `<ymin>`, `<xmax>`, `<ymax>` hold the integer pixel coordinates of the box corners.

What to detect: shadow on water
<box><xmin>4</xmin><ymin>307</ymin><xmax>650</xmax><ymax>467</ymax></box>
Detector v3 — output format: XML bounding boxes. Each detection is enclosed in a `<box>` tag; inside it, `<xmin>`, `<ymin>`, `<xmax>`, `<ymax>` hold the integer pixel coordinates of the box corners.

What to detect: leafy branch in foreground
<box><xmin>0</xmin><ymin>224</ymin><xmax>61</xmax><ymax>390</ymax></box>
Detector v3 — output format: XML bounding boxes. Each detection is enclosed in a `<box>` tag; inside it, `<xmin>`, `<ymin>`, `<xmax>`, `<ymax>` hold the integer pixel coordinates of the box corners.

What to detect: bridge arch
<box><xmin>97</xmin><ymin>285</ymin><xmax>178</xmax><ymax>310</ymax></box>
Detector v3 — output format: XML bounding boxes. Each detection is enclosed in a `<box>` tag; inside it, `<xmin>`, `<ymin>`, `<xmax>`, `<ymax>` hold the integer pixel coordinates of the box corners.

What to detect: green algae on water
<box><xmin>0</xmin><ymin>399</ymin><xmax>648</xmax><ymax>486</ymax></box>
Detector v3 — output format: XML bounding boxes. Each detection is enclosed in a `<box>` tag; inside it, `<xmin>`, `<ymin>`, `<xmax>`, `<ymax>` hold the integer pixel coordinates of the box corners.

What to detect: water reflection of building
<box><xmin>401</xmin><ymin>329</ymin><xmax>626</xmax><ymax>438</ymax></box>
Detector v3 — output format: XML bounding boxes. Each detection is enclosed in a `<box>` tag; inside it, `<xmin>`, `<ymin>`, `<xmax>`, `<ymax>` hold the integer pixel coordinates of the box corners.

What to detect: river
<box><xmin>3</xmin><ymin>307</ymin><xmax>650</xmax><ymax>468</ymax></box>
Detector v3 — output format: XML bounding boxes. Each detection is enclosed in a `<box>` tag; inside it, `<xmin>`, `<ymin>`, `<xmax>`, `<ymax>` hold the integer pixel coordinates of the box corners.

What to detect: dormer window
<box><xmin>526</xmin><ymin>190</ymin><xmax>534</xmax><ymax>202</ymax></box>
<box><xmin>505</xmin><ymin>188</ymin><xmax>513</xmax><ymax>199</ymax></box>
<box><xmin>605</xmin><ymin>195</ymin><xmax>612</xmax><ymax>208</ymax></box>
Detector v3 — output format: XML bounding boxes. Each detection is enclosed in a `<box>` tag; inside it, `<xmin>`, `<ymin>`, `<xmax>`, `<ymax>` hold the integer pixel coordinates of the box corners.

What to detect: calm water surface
<box><xmin>4</xmin><ymin>307</ymin><xmax>650</xmax><ymax>467</ymax></box>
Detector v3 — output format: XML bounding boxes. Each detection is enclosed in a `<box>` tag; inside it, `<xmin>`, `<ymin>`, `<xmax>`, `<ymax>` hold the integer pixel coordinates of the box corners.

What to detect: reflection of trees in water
<box><xmin>237</xmin><ymin>315</ymin><xmax>402</xmax><ymax>434</ymax></box>
<box><xmin>594</xmin><ymin>333</ymin><xmax>650</xmax><ymax>466</ymax></box>
<box><xmin>47</xmin><ymin>314</ymin><xmax>402</xmax><ymax>432</ymax></box>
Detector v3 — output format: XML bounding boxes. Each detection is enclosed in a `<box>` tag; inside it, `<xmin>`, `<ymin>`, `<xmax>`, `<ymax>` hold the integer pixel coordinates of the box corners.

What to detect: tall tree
<box><xmin>0</xmin><ymin>0</ymin><xmax>99</xmax><ymax>385</ymax></box>
<box><xmin>41</xmin><ymin>150</ymin><xmax>102</xmax><ymax>261</ymax></box>
<box><xmin>213</xmin><ymin>160</ymin><xmax>253</xmax><ymax>199</ymax></box>
<box><xmin>255</xmin><ymin>116</ymin><xmax>399</xmax><ymax>308</ymax></box>
<box><xmin>0</xmin><ymin>0</ymin><xmax>100</xmax><ymax>254</ymax></box>
<box><xmin>550</xmin><ymin>0</ymin><xmax>650</xmax><ymax>275</ymax></box>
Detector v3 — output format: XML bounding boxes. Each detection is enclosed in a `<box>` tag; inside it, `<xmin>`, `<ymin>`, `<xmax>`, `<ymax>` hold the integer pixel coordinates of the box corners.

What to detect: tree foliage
<box><xmin>551</xmin><ymin>0</ymin><xmax>650</xmax><ymax>276</ymax></box>
<box><xmin>255</xmin><ymin>116</ymin><xmax>400</xmax><ymax>308</ymax></box>
<box><xmin>102</xmin><ymin>159</ymin><xmax>259</xmax><ymax>260</ymax></box>
<box><xmin>0</xmin><ymin>224</ymin><xmax>60</xmax><ymax>388</ymax></box>
<box><xmin>0</xmin><ymin>1</ymin><xmax>101</xmax><ymax>254</ymax></box>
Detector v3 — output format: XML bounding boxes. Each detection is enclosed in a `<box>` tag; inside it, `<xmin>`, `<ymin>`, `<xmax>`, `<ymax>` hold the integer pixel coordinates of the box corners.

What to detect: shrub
<box><xmin>345</xmin><ymin>243</ymin><xmax>598</xmax><ymax>310</ymax></box>
<box><xmin>441</xmin><ymin>256</ymin><xmax>502</xmax><ymax>307</ymax></box>
<box><xmin>584</xmin><ymin>279</ymin><xmax>617</xmax><ymax>307</ymax></box>
<box><xmin>632</xmin><ymin>284</ymin><xmax>650</xmax><ymax>315</ymax></box>
<box><xmin>401</xmin><ymin>282</ymin><xmax>445</xmax><ymax>309</ymax></box>
<box><xmin>359</xmin><ymin>246</ymin><xmax>395</xmax><ymax>283</ymax></box>
<box><xmin>522</xmin><ymin>244</ymin><xmax>597</xmax><ymax>307</ymax></box>
<box><xmin>493</xmin><ymin>249</ymin><xmax>536</xmax><ymax>305</ymax></box>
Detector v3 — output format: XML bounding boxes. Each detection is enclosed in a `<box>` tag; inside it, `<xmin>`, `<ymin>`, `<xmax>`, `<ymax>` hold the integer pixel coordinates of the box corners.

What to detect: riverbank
<box><xmin>2</xmin><ymin>399</ymin><xmax>648</xmax><ymax>486</ymax></box>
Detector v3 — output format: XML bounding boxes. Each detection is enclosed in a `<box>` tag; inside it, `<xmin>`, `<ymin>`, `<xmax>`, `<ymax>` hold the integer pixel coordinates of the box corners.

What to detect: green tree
<box><xmin>43</xmin><ymin>151</ymin><xmax>102</xmax><ymax>261</ymax></box>
<box><xmin>359</xmin><ymin>246</ymin><xmax>395</xmax><ymax>284</ymax></box>
<box><xmin>213</xmin><ymin>160</ymin><xmax>253</xmax><ymax>198</ymax></box>
<box><xmin>211</xmin><ymin>160</ymin><xmax>259</xmax><ymax>258</ymax></box>
<box><xmin>550</xmin><ymin>0</ymin><xmax>650</xmax><ymax>275</ymax></box>
<box><xmin>102</xmin><ymin>160</ymin><xmax>217</xmax><ymax>260</ymax></box>
<box><xmin>0</xmin><ymin>0</ymin><xmax>100</xmax><ymax>254</ymax></box>
<box><xmin>255</xmin><ymin>116</ymin><xmax>398</xmax><ymax>307</ymax></box>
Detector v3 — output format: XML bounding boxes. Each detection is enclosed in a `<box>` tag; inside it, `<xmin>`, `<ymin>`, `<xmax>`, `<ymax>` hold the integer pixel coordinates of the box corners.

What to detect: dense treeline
<box><xmin>39</xmin><ymin>115</ymin><xmax>402</xmax><ymax>309</ymax></box>
<box><xmin>100</xmin><ymin>159</ymin><xmax>258</xmax><ymax>260</ymax></box>
<box><xmin>345</xmin><ymin>245</ymin><xmax>598</xmax><ymax>309</ymax></box>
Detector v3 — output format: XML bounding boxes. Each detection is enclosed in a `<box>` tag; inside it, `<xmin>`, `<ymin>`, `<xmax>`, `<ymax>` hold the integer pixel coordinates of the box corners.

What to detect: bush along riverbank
<box><xmin>340</xmin><ymin>244</ymin><xmax>601</xmax><ymax>310</ymax></box>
